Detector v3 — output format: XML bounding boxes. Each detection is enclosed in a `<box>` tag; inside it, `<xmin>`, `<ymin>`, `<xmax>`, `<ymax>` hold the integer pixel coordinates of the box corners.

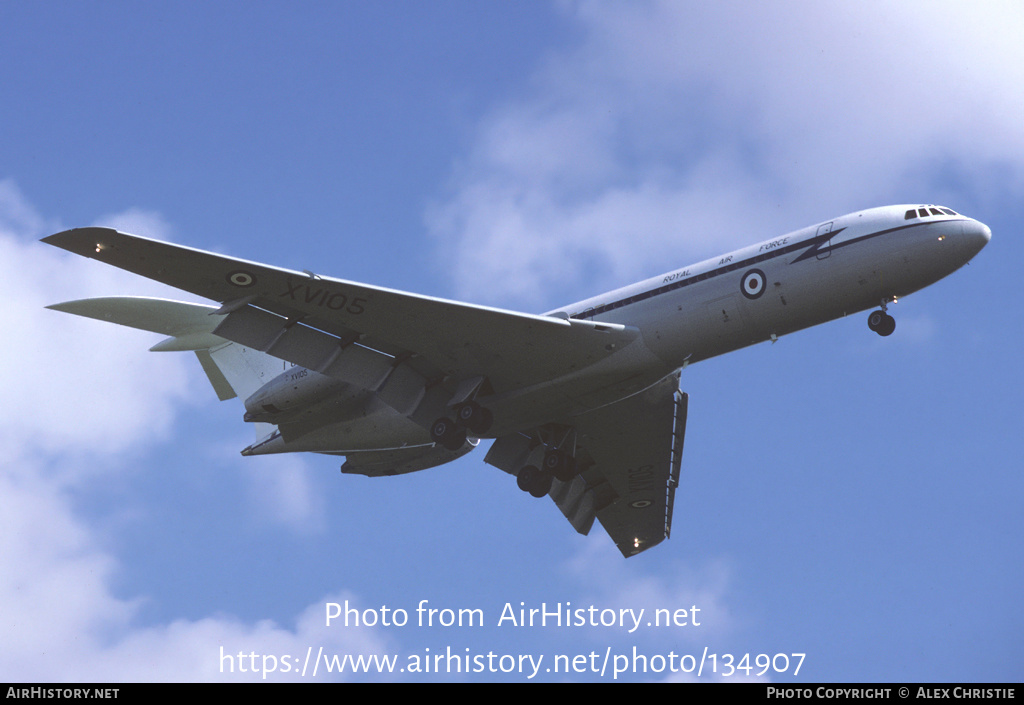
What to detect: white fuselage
<box><xmin>562</xmin><ymin>204</ymin><xmax>987</xmax><ymax>364</ymax></box>
<box><xmin>246</xmin><ymin>204</ymin><xmax>990</xmax><ymax>454</ymax></box>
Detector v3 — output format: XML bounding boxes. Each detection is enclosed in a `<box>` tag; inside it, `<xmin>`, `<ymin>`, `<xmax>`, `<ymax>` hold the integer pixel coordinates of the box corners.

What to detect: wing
<box><xmin>485</xmin><ymin>373</ymin><xmax>688</xmax><ymax>557</ymax></box>
<box><xmin>579</xmin><ymin>379</ymin><xmax>687</xmax><ymax>556</ymax></box>
<box><xmin>42</xmin><ymin>228</ymin><xmax>638</xmax><ymax>397</ymax></box>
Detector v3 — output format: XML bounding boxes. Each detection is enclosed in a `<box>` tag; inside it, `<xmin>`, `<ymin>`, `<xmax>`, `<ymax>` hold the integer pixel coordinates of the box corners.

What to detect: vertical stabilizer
<box><xmin>204</xmin><ymin>340</ymin><xmax>288</xmax><ymax>401</ymax></box>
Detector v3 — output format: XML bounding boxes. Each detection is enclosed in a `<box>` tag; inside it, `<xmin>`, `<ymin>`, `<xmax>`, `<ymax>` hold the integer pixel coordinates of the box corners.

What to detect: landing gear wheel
<box><xmin>529</xmin><ymin>469</ymin><xmax>553</xmax><ymax>498</ymax></box>
<box><xmin>516</xmin><ymin>465</ymin><xmax>553</xmax><ymax>498</ymax></box>
<box><xmin>868</xmin><ymin>310</ymin><xmax>896</xmax><ymax>337</ymax></box>
<box><xmin>867</xmin><ymin>310</ymin><xmax>884</xmax><ymax>332</ymax></box>
<box><xmin>430</xmin><ymin>417</ymin><xmax>467</xmax><ymax>451</ymax></box>
<box><xmin>879</xmin><ymin>313</ymin><xmax>896</xmax><ymax>336</ymax></box>
<box><xmin>543</xmin><ymin>449</ymin><xmax>578</xmax><ymax>482</ymax></box>
<box><xmin>455</xmin><ymin>401</ymin><xmax>493</xmax><ymax>435</ymax></box>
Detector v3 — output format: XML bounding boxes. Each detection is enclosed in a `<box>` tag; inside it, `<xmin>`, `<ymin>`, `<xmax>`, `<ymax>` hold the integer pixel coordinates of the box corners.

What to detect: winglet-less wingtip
<box><xmin>41</xmin><ymin>227</ymin><xmax>120</xmax><ymax>259</ymax></box>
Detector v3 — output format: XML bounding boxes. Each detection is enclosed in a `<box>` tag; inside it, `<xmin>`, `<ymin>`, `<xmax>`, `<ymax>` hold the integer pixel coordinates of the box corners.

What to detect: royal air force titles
<box><xmin>326</xmin><ymin>600</ymin><xmax>701</xmax><ymax>634</ymax></box>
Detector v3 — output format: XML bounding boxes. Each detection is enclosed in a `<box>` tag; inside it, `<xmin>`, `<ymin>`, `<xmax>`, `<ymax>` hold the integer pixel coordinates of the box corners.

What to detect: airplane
<box><xmin>42</xmin><ymin>204</ymin><xmax>990</xmax><ymax>557</ymax></box>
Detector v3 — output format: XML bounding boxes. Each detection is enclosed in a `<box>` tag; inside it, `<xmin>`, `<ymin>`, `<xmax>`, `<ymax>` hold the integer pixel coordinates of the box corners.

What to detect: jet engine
<box><xmin>243</xmin><ymin>366</ymin><xmax>350</xmax><ymax>423</ymax></box>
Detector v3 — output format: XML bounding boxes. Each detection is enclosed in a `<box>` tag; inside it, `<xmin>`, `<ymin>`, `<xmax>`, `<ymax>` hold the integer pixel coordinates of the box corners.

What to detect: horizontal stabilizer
<box><xmin>45</xmin><ymin>296</ymin><xmax>285</xmax><ymax>402</ymax></box>
<box><xmin>46</xmin><ymin>297</ymin><xmax>224</xmax><ymax>350</ymax></box>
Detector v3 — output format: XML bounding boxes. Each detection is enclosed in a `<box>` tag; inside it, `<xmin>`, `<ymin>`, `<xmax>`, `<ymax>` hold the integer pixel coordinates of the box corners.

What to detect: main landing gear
<box><xmin>516</xmin><ymin>464</ymin><xmax>551</xmax><ymax>498</ymax></box>
<box><xmin>516</xmin><ymin>443</ymin><xmax>579</xmax><ymax>498</ymax></box>
<box><xmin>867</xmin><ymin>301</ymin><xmax>896</xmax><ymax>337</ymax></box>
<box><xmin>430</xmin><ymin>400</ymin><xmax>493</xmax><ymax>451</ymax></box>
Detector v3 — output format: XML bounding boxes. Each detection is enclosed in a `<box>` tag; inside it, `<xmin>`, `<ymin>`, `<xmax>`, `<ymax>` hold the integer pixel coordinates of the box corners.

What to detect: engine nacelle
<box><xmin>243</xmin><ymin>367</ymin><xmax>349</xmax><ymax>423</ymax></box>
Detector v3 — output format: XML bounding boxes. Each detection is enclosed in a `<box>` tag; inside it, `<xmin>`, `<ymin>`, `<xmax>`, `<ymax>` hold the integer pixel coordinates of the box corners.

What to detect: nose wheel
<box><xmin>867</xmin><ymin>309</ymin><xmax>895</xmax><ymax>337</ymax></box>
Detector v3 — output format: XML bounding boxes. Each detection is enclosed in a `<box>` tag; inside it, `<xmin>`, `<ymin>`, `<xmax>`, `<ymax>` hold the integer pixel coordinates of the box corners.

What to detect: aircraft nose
<box><xmin>962</xmin><ymin>219</ymin><xmax>991</xmax><ymax>257</ymax></box>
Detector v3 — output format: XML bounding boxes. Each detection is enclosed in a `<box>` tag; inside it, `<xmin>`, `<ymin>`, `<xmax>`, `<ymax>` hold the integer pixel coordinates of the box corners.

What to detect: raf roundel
<box><xmin>227</xmin><ymin>270</ymin><xmax>257</xmax><ymax>288</ymax></box>
<box><xmin>740</xmin><ymin>268</ymin><xmax>766</xmax><ymax>299</ymax></box>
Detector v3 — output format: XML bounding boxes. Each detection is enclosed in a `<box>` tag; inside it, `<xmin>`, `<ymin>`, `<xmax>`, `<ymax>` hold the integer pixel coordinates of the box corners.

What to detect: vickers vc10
<box><xmin>43</xmin><ymin>204</ymin><xmax>990</xmax><ymax>556</ymax></box>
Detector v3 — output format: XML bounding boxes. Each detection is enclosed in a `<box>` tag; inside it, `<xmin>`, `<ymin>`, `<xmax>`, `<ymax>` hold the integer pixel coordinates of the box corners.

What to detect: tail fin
<box><xmin>46</xmin><ymin>296</ymin><xmax>285</xmax><ymax>401</ymax></box>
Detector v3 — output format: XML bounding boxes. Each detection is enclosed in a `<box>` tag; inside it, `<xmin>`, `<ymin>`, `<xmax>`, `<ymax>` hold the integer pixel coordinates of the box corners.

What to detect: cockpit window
<box><xmin>906</xmin><ymin>205</ymin><xmax>959</xmax><ymax>220</ymax></box>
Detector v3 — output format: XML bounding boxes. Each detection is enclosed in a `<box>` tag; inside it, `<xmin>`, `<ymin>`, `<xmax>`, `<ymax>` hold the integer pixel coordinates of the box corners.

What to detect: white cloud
<box><xmin>428</xmin><ymin>1</ymin><xmax>1024</xmax><ymax>309</ymax></box>
<box><xmin>0</xmin><ymin>462</ymin><xmax>135</xmax><ymax>661</ymax></box>
<box><xmin>0</xmin><ymin>186</ymin><xmax>195</xmax><ymax>461</ymax></box>
<box><xmin>94</xmin><ymin>594</ymin><xmax>393</xmax><ymax>682</ymax></box>
<box><xmin>93</xmin><ymin>207</ymin><xmax>175</xmax><ymax>243</ymax></box>
<box><xmin>0</xmin><ymin>481</ymin><xmax>392</xmax><ymax>681</ymax></box>
<box><xmin>562</xmin><ymin>539</ymin><xmax>736</xmax><ymax>647</ymax></box>
<box><xmin>0</xmin><ymin>179</ymin><xmax>53</xmax><ymax>236</ymax></box>
<box><xmin>242</xmin><ymin>453</ymin><xmax>327</xmax><ymax>535</ymax></box>
<box><xmin>0</xmin><ymin>184</ymin><xmax>388</xmax><ymax>682</ymax></box>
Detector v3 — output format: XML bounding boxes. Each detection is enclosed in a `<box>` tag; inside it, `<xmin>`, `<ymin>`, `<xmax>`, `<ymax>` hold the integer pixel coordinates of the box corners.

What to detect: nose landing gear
<box><xmin>867</xmin><ymin>301</ymin><xmax>896</xmax><ymax>337</ymax></box>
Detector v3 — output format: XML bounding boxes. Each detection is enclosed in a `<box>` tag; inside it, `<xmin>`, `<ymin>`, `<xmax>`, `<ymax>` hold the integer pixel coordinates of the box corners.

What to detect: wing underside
<box><xmin>486</xmin><ymin>373</ymin><xmax>688</xmax><ymax>557</ymax></box>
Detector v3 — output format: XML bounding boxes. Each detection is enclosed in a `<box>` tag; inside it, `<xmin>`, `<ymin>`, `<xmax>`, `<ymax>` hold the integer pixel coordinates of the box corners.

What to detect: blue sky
<box><xmin>1</xmin><ymin>1</ymin><xmax>1021</xmax><ymax>682</ymax></box>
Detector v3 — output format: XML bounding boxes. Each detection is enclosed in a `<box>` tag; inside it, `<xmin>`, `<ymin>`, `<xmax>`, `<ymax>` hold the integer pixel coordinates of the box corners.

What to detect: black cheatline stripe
<box><xmin>571</xmin><ymin>220</ymin><xmax>951</xmax><ymax>320</ymax></box>
<box><xmin>825</xmin><ymin>220</ymin><xmax>945</xmax><ymax>256</ymax></box>
<box><xmin>572</xmin><ymin>228</ymin><xmax>841</xmax><ymax>319</ymax></box>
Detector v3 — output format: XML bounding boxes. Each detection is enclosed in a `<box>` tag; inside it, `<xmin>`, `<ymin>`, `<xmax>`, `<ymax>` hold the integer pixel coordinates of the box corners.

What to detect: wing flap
<box><xmin>549</xmin><ymin>474</ymin><xmax>599</xmax><ymax>535</ymax></box>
